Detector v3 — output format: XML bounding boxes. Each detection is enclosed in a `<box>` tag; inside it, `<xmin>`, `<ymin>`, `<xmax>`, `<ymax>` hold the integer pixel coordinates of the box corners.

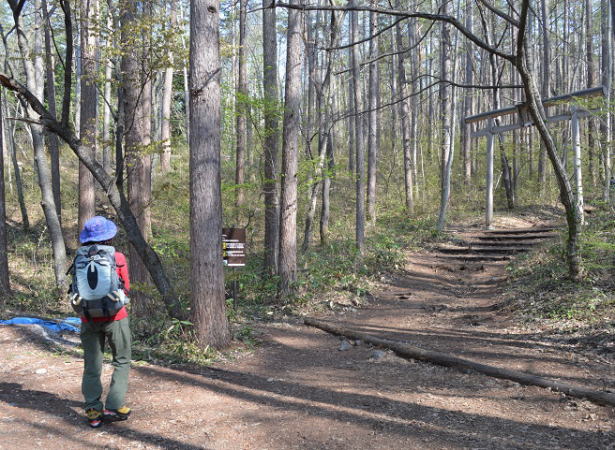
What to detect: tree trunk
<box><xmin>409</xmin><ymin>14</ymin><xmax>420</xmax><ymax>199</ymax></box>
<box><xmin>42</xmin><ymin>0</ymin><xmax>62</xmax><ymax>222</ymax></box>
<box><xmin>189</xmin><ymin>0</ymin><xmax>230</xmax><ymax>348</ymax></box>
<box><xmin>14</xmin><ymin>0</ymin><xmax>67</xmax><ymax>290</ymax></box>
<box><xmin>395</xmin><ymin>22</ymin><xmax>414</xmax><ymax>215</ymax></box>
<box><xmin>585</xmin><ymin>0</ymin><xmax>598</xmax><ymax>188</ymax></box>
<box><xmin>160</xmin><ymin>0</ymin><xmax>177</xmax><ymax>175</ymax></box>
<box><xmin>278</xmin><ymin>0</ymin><xmax>303</xmax><ymax>297</ymax></box>
<box><xmin>301</xmin><ymin>139</ymin><xmax>325</xmax><ymax>253</ymax></box>
<box><xmin>262</xmin><ymin>0</ymin><xmax>280</xmax><ymax>275</ymax></box>
<box><xmin>601</xmin><ymin>0</ymin><xmax>613</xmax><ymax>202</ymax></box>
<box><xmin>78</xmin><ymin>0</ymin><xmax>98</xmax><ymax>232</ymax></box>
<box><xmin>461</xmin><ymin>1</ymin><xmax>473</xmax><ymax>184</ymax></box>
<box><xmin>102</xmin><ymin>11</ymin><xmax>113</xmax><ymax>175</ymax></box>
<box><xmin>350</xmin><ymin>2</ymin><xmax>365</xmax><ymax>253</ymax></box>
<box><xmin>515</xmin><ymin>5</ymin><xmax>583</xmax><ymax>280</ymax></box>
<box><xmin>2</xmin><ymin>93</ymin><xmax>29</xmax><ymax>231</ymax></box>
<box><xmin>538</xmin><ymin>0</ymin><xmax>551</xmax><ymax>189</ymax></box>
<box><xmin>121</xmin><ymin>0</ymin><xmax>154</xmax><ymax>316</ymax></box>
<box><xmin>0</xmin><ymin>87</ymin><xmax>10</xmax><ymax>298</ymax></box>
<box><xmin>304</xmin><ymin>9</ymin><xmax>338</xmax><ymax>252</ymax></box>
<box><xmin>347</xmin><ymin>50</ymin><xmax>355</xmax><ymax>174</ymax></box>
<box><xmin>437</xmin><ymin>6</ymin><xmax>453</xmax><ymax>232</ymax></box>
<box><xmin>571</xmin><ymin>110</ymin><xmax>585</xmax><ymax>225</ymax></box>
<box><xmin>366</xmin><ymin>2</ymin><xmax>379</xmax><ymax>225</ymax></box>
<box><xmin>234</xmin><ymin>0</ymin><xmax>248</xmax><ymax>219</ymax></box>
<box><xmin>320</xmin><ymin>132</ymin><xmax>333</xmax><ymax>245</ymax></box>
<box><xmin>74</xmin><ymin>14</ymin><xmax>81</xmax><ymax>136</ymax></box>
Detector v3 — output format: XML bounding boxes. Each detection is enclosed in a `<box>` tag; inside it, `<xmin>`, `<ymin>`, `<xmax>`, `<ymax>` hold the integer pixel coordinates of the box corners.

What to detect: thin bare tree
<box><xmin>0</xmin><ymin>87</ymin><xmax>9</xmax><ymax>298</ymax></box>
<box><xmin>278</xmin><ymin>0</ymin><xmax>304</xmax><ymax>297</ymax></box>
<box><xmin>262</xmin><ymin>0</ymin><xmax>280</xmax><ymax>275</ymax></box>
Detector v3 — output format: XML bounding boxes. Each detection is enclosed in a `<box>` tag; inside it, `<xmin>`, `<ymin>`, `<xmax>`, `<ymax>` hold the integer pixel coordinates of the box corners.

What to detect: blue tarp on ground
<box><xmin>0</xmin><ymin>317</ymin><xmax>80</xmax><ymax>333</ymax></box>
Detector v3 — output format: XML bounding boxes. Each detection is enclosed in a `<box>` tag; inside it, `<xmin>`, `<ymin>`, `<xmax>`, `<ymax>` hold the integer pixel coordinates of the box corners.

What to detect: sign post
<box><xmin>222</xmin><ymin>228</ymin><xmax>246</xmax><ymax>300</ymax></box>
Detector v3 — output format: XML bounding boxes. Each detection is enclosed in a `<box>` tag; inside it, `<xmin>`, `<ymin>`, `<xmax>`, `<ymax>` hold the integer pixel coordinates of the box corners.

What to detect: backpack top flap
<box><xmin>74</xmin><ymin>245</ymin><xmax>119</xmax><ymax>300</ymax></box>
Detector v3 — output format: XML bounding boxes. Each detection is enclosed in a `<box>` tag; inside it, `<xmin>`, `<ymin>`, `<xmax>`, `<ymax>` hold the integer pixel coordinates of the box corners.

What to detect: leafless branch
<box><xmin>323</xmin><ymin>16</ymin><xmax>405</xmax><ymax>50</ymax></box>
<box><xmin>275</xmin><ymin>2</ymin><xmax>515</xmax><ymax>61</ymax></box>
<box><xmin>418</xmin><ymin>74</ymin><xmax>522</xmax><ymax>90</ymax></box>
<box><xmin>475</xmin><ymin>0</ymin><xmax>519</xmax><ymax>26</ymax></box>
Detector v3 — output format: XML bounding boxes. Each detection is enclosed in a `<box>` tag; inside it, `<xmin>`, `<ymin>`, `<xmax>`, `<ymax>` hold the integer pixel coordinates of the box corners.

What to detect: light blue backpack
<box><xmin>69</xmin><ymin>245</ymin><xmax>128</xmax><ymax>318</ymax></box>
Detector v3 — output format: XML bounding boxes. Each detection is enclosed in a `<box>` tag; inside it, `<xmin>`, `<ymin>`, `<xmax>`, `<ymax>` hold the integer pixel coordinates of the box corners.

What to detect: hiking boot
<box><xmin>86</xmin><ymin>409</ymin><xmax>103</xmax><ymax>428</ymax></box>
<box><xmin>103</xmin><ymin>406</ymin><xmax>131</xmax><ymax>422</ymax></box>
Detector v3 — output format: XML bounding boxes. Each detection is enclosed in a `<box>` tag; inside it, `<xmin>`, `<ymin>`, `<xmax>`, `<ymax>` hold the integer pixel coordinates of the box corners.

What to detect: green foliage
<box><xmin>504</xmin><ymin>207</ymin><xmax>615</xmax><ymax>327</ymax></box>
<box><xmin>132</xmin><ymin>316</ymin><xmax>218</xmax><ymax>366</ymax></box>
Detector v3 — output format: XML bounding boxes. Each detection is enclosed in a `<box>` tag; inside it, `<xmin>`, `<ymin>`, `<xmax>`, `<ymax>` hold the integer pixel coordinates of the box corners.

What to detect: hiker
<box><xmin>69</xmin><ymin>216</ymin><xmax>132</xmax><ymax>428</ymax></box>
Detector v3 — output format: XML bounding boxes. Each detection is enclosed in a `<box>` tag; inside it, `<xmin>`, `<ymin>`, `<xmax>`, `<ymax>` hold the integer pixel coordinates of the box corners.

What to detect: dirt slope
<box><xmin>0</xmin><ymin>226</ymin><xmax>614</xmax><ymax>449</ymax></box>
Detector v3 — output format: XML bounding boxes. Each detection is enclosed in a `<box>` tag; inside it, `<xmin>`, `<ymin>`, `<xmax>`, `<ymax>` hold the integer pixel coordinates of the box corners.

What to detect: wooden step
<box><xmin>476</xmin><ymin>233</ymin><xmax>557</xmax><ymax>241</ymax></box>
<box><xmin>465</xmin><ymin>240</ymin><xmax>544</xmax><ymax>247</ymax></box>
<box><xmin>436</xmin><ymin>254</ymin><xmax>512</xmax><ymax>262</ymax></box>
<box><xmin>435</xmin><ymin>246</ymin><xmax>530</xmax><ymax>255</ymax></box>
<box><xmin>482</xmin><ymin>227</ymin><xmax>556</xmax><ymax>235</ymax></box>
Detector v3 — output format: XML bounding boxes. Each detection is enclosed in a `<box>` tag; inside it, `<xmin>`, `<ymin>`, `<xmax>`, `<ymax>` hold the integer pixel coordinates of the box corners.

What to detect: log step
<box><xmin>435</xmin><ymin>254</ymin><xmax>512</xmax><ymax>262</ymax></box>
<box><xmin>435</xmin><ymin>246</ymin><xmax>530</xmax><ymax>255</ymax></box>
<box><xmin>466</xmin><ymin>240</ymin><xmax>548</xmax><ymax>247</ymax></box>
<box><xmin>476</xmin><ymin>233</ymin><xmax>557</xmax><ymax>241</ymax></box>
<box><xmin>483</xmin><ymin>227</ymin><xmax>555</xmax><ymax>235</ymax></box>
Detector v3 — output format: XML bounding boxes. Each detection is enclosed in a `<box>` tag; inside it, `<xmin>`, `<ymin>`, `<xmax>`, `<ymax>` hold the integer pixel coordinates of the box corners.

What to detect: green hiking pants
<box><xmin>80</xmin><ymin>317</ymin><xmax>131</xmax><ymax>411</ymax></box>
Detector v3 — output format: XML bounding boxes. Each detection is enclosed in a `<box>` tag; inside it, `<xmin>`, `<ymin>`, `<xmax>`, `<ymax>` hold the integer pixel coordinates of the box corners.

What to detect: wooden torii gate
<box><xmin>464</xmin><ymin>86</ymin><xmax>606</xmax><ymax>230</ymax></box>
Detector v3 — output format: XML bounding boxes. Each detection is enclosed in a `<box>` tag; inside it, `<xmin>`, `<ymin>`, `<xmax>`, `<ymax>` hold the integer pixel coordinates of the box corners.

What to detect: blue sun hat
<box><xmin>79</xmin><ymin>216</ymin><xmax>118</xmax><ymax>244</ymax></box>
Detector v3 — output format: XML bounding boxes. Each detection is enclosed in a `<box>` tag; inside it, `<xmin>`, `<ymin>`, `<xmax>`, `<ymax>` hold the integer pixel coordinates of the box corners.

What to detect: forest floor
<box><xmin>1</xmin><ymin>217</ymin><xmax>614</xmax><ymax>449</ymax></box>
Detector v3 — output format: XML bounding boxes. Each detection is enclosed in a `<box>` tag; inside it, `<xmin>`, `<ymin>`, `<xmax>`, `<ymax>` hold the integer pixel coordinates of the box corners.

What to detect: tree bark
<box><xmin>437</xmin><ymin>5</ymin><xmax>454</xmax><ymax>232</ymax></box>
<box><xmin>350</xmin><ymin>2</ymin><xmax>365</xmax><ymax>253</ymax></box>
<box><xmin>347</xmin><ymin>49</ymin><xmax>355</xmax><ymax>174</ymax></box>
<box><xmin>121</xmin><ymin>0</ymin><xmax>154</xmax><ymax>316</ymax></box>
<box><xmin>0</xmin><ymin>87</ymin><xmax>10</xmax><ymax>298</ymax></box>
<box><xmin>320</xmin><ymin>132</ymin><xmax>333</xmax><ymax>245</ymax></box>
<box><xmin>160</xmin><ymin>0</ymin><xmax>177</xmax><ymax>175</ymax></box>
<box><xmin>262</xmin><ymin>0</ymin><xmax>280</xmax><ymax>275</ymax></box>
<box><xmin>74</xmin><ymin>15</ymin><xmax>81</xmax><ymax>135</ymax></box>
<box><xmin>366</xmin><ymin>1</ymin><xmax>379</xmax><ymax>225</ymax></box>
<box><xmin>102</xmin><ymin>9</ymin><xmax>114</xmax><ymax>174</ymax></box>
<box><xmin>538</xmin><ymin>0</ymin><xmax>550</xmax><ymax>189</ymax></box>
<box><xmin>235</xmin><ymin>0</ymin><xmax>248</xmax><ymax>219</ymax></box>
<box><xmin>586</xmin><ymin>0</ymin><xmax>597</xmax><ymax>188</ymax></box>
<box><xmin>189</xmin><ymin>0</ymin><xmax>230</xmax><ymax>348</ymax></box>
<box><xmin>2</xmin><ymin>93</ymin><xmax>29</xmax><ymax>231</ymax></box>
<box><xmin>42</xmin><ymin>0</ymin><xmax>62</xmax><ymax>222</ymax></box>
<box><xmin>408</xmin><ymin>14</ymin><xmax>420</xmax><ymax>199</ymax></box>
<box><xmin>461</xmin><ymin>1</ymin><xmax>473</xmax><ymax>184</ymax></box>
<box><xmin>395</xmin><ymin>22</ymin><xmax>414</xmax><ymax>215</ymax></box>
<box><xmin>78</xmin><ymin>0</ymin><xmax>98</xmax><ymax>232</ymax></box>
<box><xmin>278</xmin><ymin>0</ymin><xmax>303</xmax><ymax>297</ymax></box>
<box><xmin>601</xmin><ymin>0</ymin><xmax>613</xmax><ymax>201</ymax></box>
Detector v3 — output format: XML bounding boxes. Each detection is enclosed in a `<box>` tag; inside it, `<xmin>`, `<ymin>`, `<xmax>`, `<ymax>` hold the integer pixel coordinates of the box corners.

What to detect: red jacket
<box><xmin>81</xmin><ymin>251</ymin><xmax>130</xmax><ymax>323</ymax></box>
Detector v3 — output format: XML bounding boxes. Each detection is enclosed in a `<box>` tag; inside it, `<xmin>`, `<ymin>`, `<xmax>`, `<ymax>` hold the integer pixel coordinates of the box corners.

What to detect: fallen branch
<box><xmin>304</xmin><ymin>318</ymin><xmax>615</xmax><ymax>407</ymax></box>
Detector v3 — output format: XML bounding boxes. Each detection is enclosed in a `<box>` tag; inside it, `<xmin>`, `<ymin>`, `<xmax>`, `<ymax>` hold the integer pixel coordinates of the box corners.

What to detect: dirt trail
<box><xmin>1</xmin><ymin>225</ymin><xmax>614</xmax><ymax>449</ymax></box>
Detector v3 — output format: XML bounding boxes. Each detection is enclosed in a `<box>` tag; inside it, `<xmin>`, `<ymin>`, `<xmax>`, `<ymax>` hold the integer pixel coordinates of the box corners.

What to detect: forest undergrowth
<box><xmin>2</xmin><ymin>147</ymin><xmax>615</xmax><ymax>366</ymax></box>
<box><xmin>502</xmin><ymin>202</ymin><xmax>615</xmax><ymax>358</ymax></box>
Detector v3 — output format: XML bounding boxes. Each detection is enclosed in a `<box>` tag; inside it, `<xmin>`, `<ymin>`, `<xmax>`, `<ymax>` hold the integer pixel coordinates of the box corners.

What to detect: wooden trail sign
<box><xmin>222</xmin><ymin>228</ymin><xmax>246</xmax><ymax>267</ymax></box>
